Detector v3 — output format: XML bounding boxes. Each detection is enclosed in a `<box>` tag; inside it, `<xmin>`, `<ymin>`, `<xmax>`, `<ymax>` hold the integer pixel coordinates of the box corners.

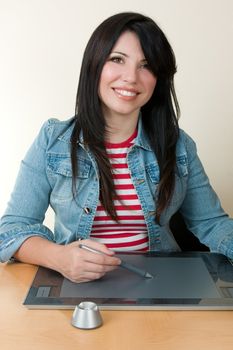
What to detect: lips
<box><xmin>113</xmin><ymin>88</ymin><xmax>139</xmax><ymax>98</ymax></box>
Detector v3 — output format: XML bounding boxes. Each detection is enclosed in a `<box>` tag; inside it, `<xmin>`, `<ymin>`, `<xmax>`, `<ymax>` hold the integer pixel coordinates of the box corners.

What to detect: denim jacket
<box><xmin>1</xmin><ymin>117</ymin><xmax>233</xmax><ymax>262</ymax></box>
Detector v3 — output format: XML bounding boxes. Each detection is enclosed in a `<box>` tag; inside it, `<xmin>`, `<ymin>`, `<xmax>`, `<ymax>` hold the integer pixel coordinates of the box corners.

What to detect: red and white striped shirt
<box><xmin>90</xmin><ymin>130</ymin><xmax>149</xmax><ymax>252</ymax></box>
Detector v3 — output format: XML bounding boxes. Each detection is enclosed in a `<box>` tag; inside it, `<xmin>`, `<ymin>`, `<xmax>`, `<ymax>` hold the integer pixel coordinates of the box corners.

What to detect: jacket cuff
<box><xmin>0</xmin><ymin>224</ymin><xmax>54</xmax><ymax>262</ymax></box>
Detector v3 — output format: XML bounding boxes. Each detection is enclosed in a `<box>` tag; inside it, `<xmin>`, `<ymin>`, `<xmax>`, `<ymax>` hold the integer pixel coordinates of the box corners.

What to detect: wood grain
<box><xmin>1</xmin><ymin>262</ymin><xmax>233</xmax><ymax>350</ymax></box>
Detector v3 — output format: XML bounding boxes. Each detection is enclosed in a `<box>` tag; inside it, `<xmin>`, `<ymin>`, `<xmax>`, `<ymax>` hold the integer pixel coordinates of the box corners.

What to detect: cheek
<box><xmin>145</xmin><ymin>75</ymin><xmax>157</xmax><ymax>98</ymax></box>
<box><xmin>100</xmin><ymin>65</ymin><xmax>119</xmax><ymax>84</ymax></box>
<box><xmin>98</xmin><ymin>70</ymin><xmax>108</xmax><ymax>101</ymax></box>
<box><xmin>140</xmin><ymin>70</ymin><xmax>157</xmax><ymax>91</ymax></box>
<box><xmin>99</xmin><ymin>65</ymin><xmax>121</xmax><ymax>101</ymax></box>
<box><xmin>148</xmin><ymin>75</ymin><xmax>157</xmax><ymax>91</ymax></box>
<box><xmin>99</xmin><ymin>67</ymin><xmax>113</xmax><ymax>97</ymax></box>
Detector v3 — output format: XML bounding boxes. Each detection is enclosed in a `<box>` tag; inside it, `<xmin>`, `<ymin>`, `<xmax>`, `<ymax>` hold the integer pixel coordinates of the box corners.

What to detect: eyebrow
<box><xmin>111</xmin><ymin>51</ymin><xmax>128</xmax><ymax>57</ymax></box>
<box><xmin>110</xmin><ymin>51</ymin><xmax>147</xmax><ymax>62</ymax></box>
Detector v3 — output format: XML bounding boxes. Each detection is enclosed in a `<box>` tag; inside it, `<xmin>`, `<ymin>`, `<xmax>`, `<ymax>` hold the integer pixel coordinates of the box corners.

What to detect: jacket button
<box><xmin>83</xmin><ymin>207</ymin><xmax>91</xmax><ymax>214</ymax></box>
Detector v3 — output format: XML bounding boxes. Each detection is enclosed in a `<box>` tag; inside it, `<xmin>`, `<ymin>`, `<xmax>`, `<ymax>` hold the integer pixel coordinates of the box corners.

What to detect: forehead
<box><xmin>111</xmin><ymin>31</ymin><xmax>145</xmax><ymax>57</ymax></box>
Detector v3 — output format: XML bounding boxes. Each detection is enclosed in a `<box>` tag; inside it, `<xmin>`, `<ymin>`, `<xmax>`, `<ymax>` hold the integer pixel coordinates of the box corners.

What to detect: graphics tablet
<box><xmin>23</xmin><ymin>252</ymin><xmax>233</xmax><ymax>310</ymax></box>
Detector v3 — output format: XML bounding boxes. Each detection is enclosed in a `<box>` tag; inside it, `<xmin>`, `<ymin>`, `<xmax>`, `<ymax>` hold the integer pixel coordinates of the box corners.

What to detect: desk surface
<box><xmin>1</xmin><ymin>262</ymin><xmax>233</xmax><ymax>350</ymax></box>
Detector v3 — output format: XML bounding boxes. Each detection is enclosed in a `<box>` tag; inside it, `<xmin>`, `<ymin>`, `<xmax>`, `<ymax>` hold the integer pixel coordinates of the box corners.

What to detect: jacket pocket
<box><xmin>47</xmin><ymin>154</ymin><xmax>91</xmax><ymax>178</ymax></box>
<box><xmin>145</xmin><ymin>155</ymin><xmax>188</xmax><ymax>185</ymax></box>
<box><xmin>145</xmin><ymin>162</ymin><xmax>160</xmax><ymax>184</ymax></box>
<box><xmin>47</xmin><ymin>154</ymin><xmax>91</xmax><ymax>200</ymax></box>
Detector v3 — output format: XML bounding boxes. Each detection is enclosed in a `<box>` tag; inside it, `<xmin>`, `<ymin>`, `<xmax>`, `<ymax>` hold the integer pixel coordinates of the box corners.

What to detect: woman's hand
<box><xmin>14</xmin><ymin>236</ymin><xmax>120</xmax><ymax>283</ymax></box>
<box><xmin>56</xmin><ymin>239</ymin><xmax>121</xmax><ymax>283</ymax></box>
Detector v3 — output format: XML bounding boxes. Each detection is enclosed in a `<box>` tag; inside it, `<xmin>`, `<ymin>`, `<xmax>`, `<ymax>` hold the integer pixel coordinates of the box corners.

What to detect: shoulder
<box><xmin>178</xmin><ymin>128</ymin><xmax>196</xmax><ymax>146</ymax></box>
<box><xmin>40</xmin><ymin>116</ymin><xmax>75</xmax><ymax>137</ymax></box>
<box><xmin>35</xmin><ymin>117</ymin><xmax>75</xmax><ymax>148</ymax></box>
<box><xmin>176</xmin><ymin>128</ymin><xmax>197</xmax><ymax>157</ymax></box>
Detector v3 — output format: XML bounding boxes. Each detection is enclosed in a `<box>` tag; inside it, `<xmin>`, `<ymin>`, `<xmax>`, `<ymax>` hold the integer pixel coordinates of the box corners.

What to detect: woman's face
<box><xmin>98</xmin><ymin>31</ymin><xmax>157</xmax><ymax>121</ymax></box>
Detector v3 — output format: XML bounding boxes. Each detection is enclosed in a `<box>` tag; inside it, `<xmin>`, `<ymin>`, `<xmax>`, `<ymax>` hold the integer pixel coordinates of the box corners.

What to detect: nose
<box><xmin>122</xmin><ymin>64</ymin><xmax>138</xmax><ymax>84</ymax></box>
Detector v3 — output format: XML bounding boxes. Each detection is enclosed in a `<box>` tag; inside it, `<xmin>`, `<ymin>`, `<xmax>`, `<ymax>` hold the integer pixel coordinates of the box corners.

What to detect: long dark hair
<box><xmin>71</xmin><ymin>12</ymin><xmax>180</xmax><ymax>223</ymax></box>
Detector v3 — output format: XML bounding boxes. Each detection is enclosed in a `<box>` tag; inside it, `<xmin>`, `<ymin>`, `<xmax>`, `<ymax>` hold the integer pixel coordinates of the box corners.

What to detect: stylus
<box><xmin>79</xmin><ymin>243</ymin><xmax>153</xmax><ymax>279</ymax></box>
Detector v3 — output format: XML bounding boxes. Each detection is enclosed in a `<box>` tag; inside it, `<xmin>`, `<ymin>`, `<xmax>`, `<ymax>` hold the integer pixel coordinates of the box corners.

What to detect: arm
<box><xmin>14</xmin><ymin>236</ymin><xmax>120</xmax><ymax>283</ymax></box>
<box><xmin>0</xmin><ymin>119</ymin><xmax>120</xmax><ymax>281</ymax></box>
<box><xmin>0</xmin><ymin>120</ymin><xmax>55</xmax><ymax>262</ymax></box>
<box><xmin>179</xmin><ymin>131</ymin><xmax>233</xmax><ymax>258</ymax></box>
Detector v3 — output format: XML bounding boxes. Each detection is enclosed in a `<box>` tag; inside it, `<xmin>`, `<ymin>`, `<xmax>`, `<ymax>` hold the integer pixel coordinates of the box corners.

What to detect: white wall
<box><xmin>0</xmin><ymin>0</ymin><xmax>232</xmax><ymax>230</ymax></box>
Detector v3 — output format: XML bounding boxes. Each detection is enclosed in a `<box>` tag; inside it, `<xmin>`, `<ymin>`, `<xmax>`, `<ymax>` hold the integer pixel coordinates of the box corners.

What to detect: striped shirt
<box><xmin>90</xmin><ymin>130</ymin><xmax>149</xmax><ymax>252</ymax></box>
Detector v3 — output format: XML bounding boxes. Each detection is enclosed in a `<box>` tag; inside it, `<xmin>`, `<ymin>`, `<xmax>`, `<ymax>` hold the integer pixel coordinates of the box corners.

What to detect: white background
<box><xmin>0</xmin><ymin>0</ymin><xmax>232</xmax><ymax>230</ymax></box>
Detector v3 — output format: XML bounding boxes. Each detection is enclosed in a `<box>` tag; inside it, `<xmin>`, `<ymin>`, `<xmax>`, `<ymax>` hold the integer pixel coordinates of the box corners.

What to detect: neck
<box><xmin>104</xmin><ymin>112</ymin><xmax>139</xmax><ymax>144</ymax></box>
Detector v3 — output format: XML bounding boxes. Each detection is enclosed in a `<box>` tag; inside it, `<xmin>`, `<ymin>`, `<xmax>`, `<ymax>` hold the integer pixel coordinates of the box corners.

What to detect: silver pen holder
<box><xmin>71</xmin><ymin>301</ymin><xmax>103</xmax><ymax>329</ymax></box>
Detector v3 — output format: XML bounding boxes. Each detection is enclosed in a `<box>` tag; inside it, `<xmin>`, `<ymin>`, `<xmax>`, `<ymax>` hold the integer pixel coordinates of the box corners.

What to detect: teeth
<box><xmin>115</xmin><ymin>89</ymin><xmax>137</xmax><ymax>97</ymax></box>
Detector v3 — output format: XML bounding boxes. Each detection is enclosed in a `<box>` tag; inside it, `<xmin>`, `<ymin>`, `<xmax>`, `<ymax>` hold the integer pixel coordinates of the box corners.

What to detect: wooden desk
<box><xmin>1</xmin><ymin>262</ymin><xmax>233</xmax><ymax>350</ymax></box>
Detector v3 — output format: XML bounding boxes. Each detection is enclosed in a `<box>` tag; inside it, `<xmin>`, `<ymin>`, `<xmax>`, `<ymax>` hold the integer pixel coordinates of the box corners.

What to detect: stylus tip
<box><xmin>145</xmin><ymin>272</ymin><xmax>153</xmax><ymax>279</ymax></box>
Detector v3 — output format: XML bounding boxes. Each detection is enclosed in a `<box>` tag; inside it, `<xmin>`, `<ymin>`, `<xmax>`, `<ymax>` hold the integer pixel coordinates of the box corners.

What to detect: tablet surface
<box><xmin>24</xmin><ymin>252</ymin><xmax>233</xmax><ymax>310</ymax></box>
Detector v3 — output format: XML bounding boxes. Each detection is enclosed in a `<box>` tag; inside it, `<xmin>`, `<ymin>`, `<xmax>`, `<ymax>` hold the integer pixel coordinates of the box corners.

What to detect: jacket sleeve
<box><xmin>0</xmin><ymin>119</ymin><xmax>56</xmax><ymax>262</ymax></box>
<box><xmin>179</xmin><ymin>131</ymin><xmax>233</xmax><ymax>258</ymax></box>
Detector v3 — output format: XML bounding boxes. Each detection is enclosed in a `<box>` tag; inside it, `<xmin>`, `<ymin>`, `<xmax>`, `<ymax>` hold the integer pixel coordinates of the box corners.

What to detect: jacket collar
<box><xmin>133</xmin><ymin>117</ymin><xmax>152</xmax><ymax>151</ymax></box>
<box><xmin>58</xmin><ymin>118</ymin><xmax>80</xmax><ymax>143</ymax></box>
<box><xmin>58</xmin><ymin>114</ymin><xmax>152</xmax><ymax>151</ymax></box>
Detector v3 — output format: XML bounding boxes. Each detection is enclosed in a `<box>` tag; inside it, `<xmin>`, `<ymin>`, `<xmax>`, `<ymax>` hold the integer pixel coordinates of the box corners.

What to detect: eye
<box><xmin>109</xmin><ymin>56</ymin><xmax>124</xmax><ymax>64</ymax></box>
<box><xmin>139</xmin><ymin>61</ymin><xmax>150</xmax><ymax>69</ymax></box>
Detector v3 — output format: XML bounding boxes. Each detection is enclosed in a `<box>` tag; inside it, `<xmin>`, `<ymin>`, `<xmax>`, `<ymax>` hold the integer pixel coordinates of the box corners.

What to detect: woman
<box><xmin>1</xmin><ymin>12</ymin><xmax>233</xmax><ymax>283</ymax></box>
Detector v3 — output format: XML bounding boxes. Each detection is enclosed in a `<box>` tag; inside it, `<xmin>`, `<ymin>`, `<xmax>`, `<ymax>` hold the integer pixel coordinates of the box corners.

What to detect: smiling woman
<box><xmin>71</xmin><ymin>12</ymin><xmax>179</xmax><ymax>226</ymax></box>
<box><xmin>98</xmin><ymin>31</ymin><xmax>157</xmax><ymax>129</ymax></box>
<box><xmin>1</xmin><ymin>12</ymin><xmax>233</xmax><ymax>284</ymax></box>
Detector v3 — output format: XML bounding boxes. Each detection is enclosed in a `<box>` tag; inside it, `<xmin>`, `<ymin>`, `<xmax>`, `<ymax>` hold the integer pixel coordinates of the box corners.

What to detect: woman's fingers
<box><xmin>58</xmin><ymin>240</ymin><xmax>121</xmax><ymax>283</ymax></box>
<box><xmin>78</xmin><ymin>248</ymin><xmax>121</xmax><ymax>266</ymax></box>
<box><xmin>77</xmin><ymin>239</ymin><xmax>116</xmax><ymax>256</ymax></box>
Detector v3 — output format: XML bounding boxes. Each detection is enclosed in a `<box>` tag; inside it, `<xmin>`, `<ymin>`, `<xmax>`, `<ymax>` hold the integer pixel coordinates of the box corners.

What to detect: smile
<box><xmin>114</xmin><ymin>89</ymin><xmax>138</xmax><ymax>97</ymax></box>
